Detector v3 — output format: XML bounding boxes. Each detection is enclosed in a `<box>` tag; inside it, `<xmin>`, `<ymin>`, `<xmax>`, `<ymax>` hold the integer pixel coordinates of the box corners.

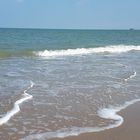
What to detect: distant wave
<box><xmin>34</xmin><ymin>45</ymin><xmax>140</xmax><ymax>58</ymax></box>
<box><xmin>0</xmin><ymin>81</ymin><xmax>34</xmax><ymax>126</ymax></box>
<box><xmin>20</xmin><ymin>98</ymin><xmax>140</xmax><ymax>140</ymax></box>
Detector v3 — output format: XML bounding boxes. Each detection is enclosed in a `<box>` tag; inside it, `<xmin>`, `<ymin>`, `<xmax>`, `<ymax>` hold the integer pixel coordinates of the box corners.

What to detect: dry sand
<box><xmin>51</xmin><ymin>102</ymin><xmax>140</xmax><ymax>140</ymax></box>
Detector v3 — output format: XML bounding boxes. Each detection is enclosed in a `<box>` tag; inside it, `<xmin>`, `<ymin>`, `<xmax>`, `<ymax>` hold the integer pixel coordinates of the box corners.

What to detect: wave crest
<box><xmin>34</xmin><ymin>45</ymin><xmax>140</xmax><ymax>58</ymax></box>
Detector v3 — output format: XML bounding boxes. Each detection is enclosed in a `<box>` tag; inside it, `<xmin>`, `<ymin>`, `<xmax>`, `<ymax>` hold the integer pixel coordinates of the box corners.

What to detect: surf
<box><xmin>1</xmin><ymin>45</ymin><xmax>140</xmax><ymax>59</ymax></box>
<box><xmin>0</xmin><ymin>81</ymin><xmax>34</xmax><ymax>126</ymax></box>
<box><xmin>34</xmin><ymin>45</ymin><xmax>140</xmax><ymax>58</ymax></box>
<box><xmin>124</xmin><ymin>71</ymin><xmax>137</xmax><ymax>82</ymax></box>
<box><xmin>20</xmin><ymin>98</ymin><xmax>140</xmax><ymax>140</ymax></box>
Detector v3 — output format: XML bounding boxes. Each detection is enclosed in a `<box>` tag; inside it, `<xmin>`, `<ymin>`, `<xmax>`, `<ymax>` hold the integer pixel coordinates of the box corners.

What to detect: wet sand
<box><xmin>51</xmin><ymin>101</ymin><xmax>140</xmax><ymax>140</ymax></box>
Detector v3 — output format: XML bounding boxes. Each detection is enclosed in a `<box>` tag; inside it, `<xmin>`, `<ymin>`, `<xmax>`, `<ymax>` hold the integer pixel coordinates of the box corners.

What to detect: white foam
<box><xmin>34</xmin><ymin>45</ymin><xmax>140</xmax><ymax>58</ymax></box>
<box><xmin>0</xmin><ymin>81</ymin><xmax>34</xmax><ymax>126</ymax></box>
<box><xmin>98</xmin><ymin>98</ymin><xmax>140</xmax><ymax>128</ymax></box>
<box><xmin>20</xmin><ymin>98</ymin><xmax>140</xmax><ymax>140</ymax></box>
<box><xmin>124</xmin><ymin>71</ymin><xmax>137</xmax><ymax>81</ymax></box>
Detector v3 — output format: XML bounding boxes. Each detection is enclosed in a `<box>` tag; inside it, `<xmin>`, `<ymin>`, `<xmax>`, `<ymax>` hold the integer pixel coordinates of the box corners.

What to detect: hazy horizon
<box><xmin>0</xmin><ymin>27</ymin><xmax>139</xmax><ymax>30</ymax></box>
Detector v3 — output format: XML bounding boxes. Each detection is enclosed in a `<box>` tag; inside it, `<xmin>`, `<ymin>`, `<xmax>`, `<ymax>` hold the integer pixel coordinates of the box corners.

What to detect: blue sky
<box><xmin>0</xmin><ymin>0</ymin><xmax>140</xmax><ymax>29</ymax></box>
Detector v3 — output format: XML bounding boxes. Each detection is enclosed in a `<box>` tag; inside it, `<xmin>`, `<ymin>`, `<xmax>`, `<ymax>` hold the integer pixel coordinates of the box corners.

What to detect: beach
<box><xmin>0</xmin><ymin>29</ymin><xmax>140</xmax><ymax>140</ymax></box>
<box><xmin>51</xmin><ymin>101</ymin><xmax>140</xmax><ymax>140</ymax></box>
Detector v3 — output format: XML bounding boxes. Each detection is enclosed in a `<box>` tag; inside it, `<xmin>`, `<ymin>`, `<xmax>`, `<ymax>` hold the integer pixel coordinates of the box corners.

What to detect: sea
<box><xmin>0</xmin><ymin>28</ymin><xmax>140</xmax><ymax>140</ymax></box>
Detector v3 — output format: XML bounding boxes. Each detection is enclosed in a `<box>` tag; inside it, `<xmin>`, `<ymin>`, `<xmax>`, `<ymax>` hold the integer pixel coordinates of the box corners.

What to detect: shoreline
<box><xmin>50</xmin><ymin>101</ymin><xmax>140</xmax><ymax>140</ymax></box>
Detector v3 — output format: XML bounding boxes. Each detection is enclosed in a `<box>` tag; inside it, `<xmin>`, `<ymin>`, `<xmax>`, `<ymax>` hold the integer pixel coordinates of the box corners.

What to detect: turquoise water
<box><xmin>0</xmin><ymin>28</ymin><xmax>140</xmax><ymax>140</ymax></box>
<box><xmin>0</xmin><ymin>28</ymin><xmax>140</xmax><ymax>57</ymax></box>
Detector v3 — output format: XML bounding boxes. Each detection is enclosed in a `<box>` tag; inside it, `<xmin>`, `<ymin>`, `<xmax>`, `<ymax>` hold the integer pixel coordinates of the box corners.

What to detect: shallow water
<box><xmin>0</xmin><ymin>29</ymin><xmax>140</xmax><ymax>140</ymax></box>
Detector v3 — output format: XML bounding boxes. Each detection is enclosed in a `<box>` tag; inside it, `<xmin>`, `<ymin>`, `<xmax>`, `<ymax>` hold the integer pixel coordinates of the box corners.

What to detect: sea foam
<box><xmin>34</xmin><ymin>45</ymin><xmax>140</xmax><ymax>58</ymax></box>
<box><xmin>20</xmin><ymin>98</ymin><xmax>140</xmax><ymax>140</ymax></box>
<box><xmin>124</xmin><ymin>71</ymin><xmax>137</xmax><ymax>82</ymax></box>
<box><xmin>0</xmin><ymin>81</ymin><xmax>34</xmax><ymax>126</ymax></box>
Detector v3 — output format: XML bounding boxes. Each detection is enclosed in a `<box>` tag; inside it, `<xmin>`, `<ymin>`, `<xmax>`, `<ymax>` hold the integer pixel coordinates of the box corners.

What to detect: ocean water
<box><xmin>0</xmin><ymin>28</ymin><xmax>140</xmax><ymax>139</ymax></box>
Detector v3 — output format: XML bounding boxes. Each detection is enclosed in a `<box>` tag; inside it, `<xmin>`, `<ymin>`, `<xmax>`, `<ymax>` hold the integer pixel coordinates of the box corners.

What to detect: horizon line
<box><xmin>0</xmin><ymin>27</ymin><xmax>139</xmax><ymax>30</ymax></box>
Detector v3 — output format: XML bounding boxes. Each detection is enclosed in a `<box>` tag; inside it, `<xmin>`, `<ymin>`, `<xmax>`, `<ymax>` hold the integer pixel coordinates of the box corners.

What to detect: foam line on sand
<box><xmin>0</xmin><ymin>81</ymin><xmax>34</xmax><ymax>126</ymax></box>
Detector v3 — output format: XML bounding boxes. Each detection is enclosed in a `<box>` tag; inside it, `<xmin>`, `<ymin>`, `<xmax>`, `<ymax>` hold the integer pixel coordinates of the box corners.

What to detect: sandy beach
<box><xmin>51</xmin><ymin>101</ymin><xmax>140</xmax><ymax>140</ymax></box>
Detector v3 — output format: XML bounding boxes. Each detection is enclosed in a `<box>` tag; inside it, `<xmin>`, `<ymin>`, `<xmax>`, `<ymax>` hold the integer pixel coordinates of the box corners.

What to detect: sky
<box><xmin>0</xmin><ymin>0</ymin><xmax>140</xmax><ymax>29</ymax></box>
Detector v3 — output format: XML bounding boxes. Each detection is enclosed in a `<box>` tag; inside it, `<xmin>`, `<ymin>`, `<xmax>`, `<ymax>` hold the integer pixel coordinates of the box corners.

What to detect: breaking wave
<box><xmin>1</xmin><ymin>45</ymin><xmax>140</xmax><ymax>59</ymax></box>
<box><xmin>34</xmin><ymin>45</ymin><xmax>140</xmax><ymax>58</ymax></box>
